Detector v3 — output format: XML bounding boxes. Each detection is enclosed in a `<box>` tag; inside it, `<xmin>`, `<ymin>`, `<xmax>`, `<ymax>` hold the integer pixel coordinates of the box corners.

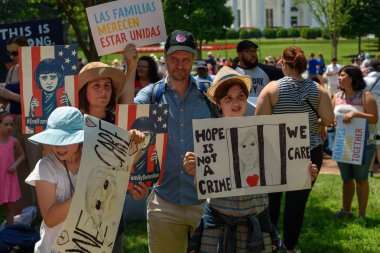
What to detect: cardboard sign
<box><xmin>86</xmin><ymin>0</ymin><xmax>167</xmax><ymax>56</ymax></box>
<box><xmin>20</xmin><ymin>45</ymin><xmax>78</xmax><ymax>134</ymax></box>
<box><xmin>193</xmin><ymin>113</ymin><xmax>311</xmax><ymax>199</ymax></box>
<box><xmin>52</xmin><ymin>115</ymin><xmax>141</xmax><ymax>253</ymax></box>
<box><xmin>332</xmin><ymin>116</ymin><xmax>367</xmax><ymax>165</ymax></box>
<box><xmin>116</xmin><ymin>104</ymin><xmax>168</xmax><ymax>190</ymax></box>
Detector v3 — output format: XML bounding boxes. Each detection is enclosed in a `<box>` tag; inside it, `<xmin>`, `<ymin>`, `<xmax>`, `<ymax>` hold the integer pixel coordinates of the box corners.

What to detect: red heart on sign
<box><xmin>246</xmin><ymin>174</ymin><xmax>259</xmax><ymax>186</ymax></box>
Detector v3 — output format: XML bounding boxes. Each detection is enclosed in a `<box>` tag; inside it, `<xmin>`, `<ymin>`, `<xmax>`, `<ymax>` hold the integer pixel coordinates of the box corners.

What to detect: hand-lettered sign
<box><xmin>52</xmin><ymin>115</ymin><xmax>141</xmax><ymax>253</ymax></box>
<box><xmin>332</xmin><ymin>115</ymin><xmax>367</xmax><ymax>165</ymax></box>
<box><xmin>193</xmin><ymin>113</ymin><xmax>311</xmax><ymax>199</ymax></box>
<box><xmin>86</xmin><ymin>0</ymin><xmax>167</xmax><ymax>56</ymax></box>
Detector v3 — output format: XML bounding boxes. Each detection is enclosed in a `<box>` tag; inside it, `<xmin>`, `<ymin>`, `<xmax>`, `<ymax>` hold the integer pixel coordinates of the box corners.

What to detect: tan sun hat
<box><xmin>206</xmin><ymin>66</ymin><xmax>252</xmax><ymax>104</ymax></box>
<box><xmin>78</xmin><ymin>62</ymin><xmax>125</xmax><ymax>96</ymax></box>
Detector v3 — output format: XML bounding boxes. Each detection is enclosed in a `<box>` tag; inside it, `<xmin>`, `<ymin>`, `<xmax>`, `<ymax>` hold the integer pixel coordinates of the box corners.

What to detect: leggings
<box><xmin>269</xmin><ymin>145</ymin><xmax>323</xmax><ymax>250</ymax></box>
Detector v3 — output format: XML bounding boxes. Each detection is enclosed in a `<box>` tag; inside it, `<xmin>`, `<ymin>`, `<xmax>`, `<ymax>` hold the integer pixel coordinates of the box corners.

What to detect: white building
<box><xmin>226</xmin><ymin>0</ymin><xmax>320</xmax><ymax>30</ymax></box>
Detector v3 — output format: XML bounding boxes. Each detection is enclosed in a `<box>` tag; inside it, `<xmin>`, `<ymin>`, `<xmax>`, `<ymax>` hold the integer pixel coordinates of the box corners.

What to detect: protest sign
<box><xmin>0</xmin><ymin>18</ymin><xmax>64</xmax><ymax>82</ymax></box>
<box><xmin>193</xmin><ymin>113</ymin><xmax>311</xmax><ymax>199</ymax></box>
<box><xmin>86</xmin><ymin>0</ymin><xmax>167</xmax><ymax>56</ymax></box>
<box><xmin>19</xmin><ymin>45</ymin><xmax>78</xmax><ymax>134</ymax></box>
<box><xmin>116</xmin><ymin>104</ymin><xmax>168</xmax><ymax>191</ymax></box>
<box><xmin>52</xmin><ymin>115</ymin><xmax>141</xmax><ymax>253</ymax></box>
<box><xmin>332</xmin><ymin>116</ymin><xmax>367</xmax><ymax>165</ymax></box>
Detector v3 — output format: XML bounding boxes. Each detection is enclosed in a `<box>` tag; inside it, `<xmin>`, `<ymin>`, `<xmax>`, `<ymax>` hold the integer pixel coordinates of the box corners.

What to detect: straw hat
<box><xmin>28</xmin><ymin>107</ymin><xmax>84</xmax><ymax>146</ymax></box>
<box><xmin>78</xmin><ymin>62</ymin><xmax>125</xmax><ymax>96</ymax></box>
<box><xmin>206</xmin><ymin>66</ymin><xmax>251</xmax><ymax>104</ymax></box>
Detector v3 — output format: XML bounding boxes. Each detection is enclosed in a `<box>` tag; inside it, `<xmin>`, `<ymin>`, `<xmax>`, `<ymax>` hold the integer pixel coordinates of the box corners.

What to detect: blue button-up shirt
<box><xmin>134</xmin><ymin>76</ymin><xmax>211</xmax><ymax>205</ymax></box>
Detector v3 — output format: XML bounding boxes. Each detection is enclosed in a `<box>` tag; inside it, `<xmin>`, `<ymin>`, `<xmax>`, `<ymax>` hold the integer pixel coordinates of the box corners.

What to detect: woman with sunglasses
<box><xmin>1</xmin><ymin>36</ymin><xmax>29</xmax><ymax>114</ymax></box>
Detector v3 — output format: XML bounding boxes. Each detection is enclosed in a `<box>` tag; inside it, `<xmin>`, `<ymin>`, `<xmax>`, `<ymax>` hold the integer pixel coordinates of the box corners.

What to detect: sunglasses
<box><xmin>7</xmin><ymin>51</ymin><xmax>18</xmax><ymax>57</ymax></box>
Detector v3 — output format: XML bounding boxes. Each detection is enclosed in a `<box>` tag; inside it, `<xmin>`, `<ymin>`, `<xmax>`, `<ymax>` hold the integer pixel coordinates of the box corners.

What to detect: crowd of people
<box><xmin>0</xmin><ymin>30</ymin><xmax>379</xmax><ymax>253</ymax></box>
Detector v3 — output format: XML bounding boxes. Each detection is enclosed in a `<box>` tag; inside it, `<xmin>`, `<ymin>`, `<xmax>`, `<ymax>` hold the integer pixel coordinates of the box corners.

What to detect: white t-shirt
<box><xmin>25</xmin><ymin>152</ymin><xmax>77</xmax><ymax>253</ymax></box>
<box><xmin>235</xmin><ymin>66</ymin><xmax>270</xmax><ymax>97</ymax></box>
<box><xmin>235</xmin><ymin>66</ymin><xmax>270</xmax><ymax>116</ymax></box>
<box><xmin>325</xmin><ymin>63</ymin><xmax>341</xmax><ymax>94</ymax></box>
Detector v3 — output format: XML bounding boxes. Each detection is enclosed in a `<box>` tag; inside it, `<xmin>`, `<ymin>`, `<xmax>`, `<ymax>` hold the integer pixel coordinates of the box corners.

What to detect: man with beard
<box><xmin>131</xmin><ymin>30</ymin><xmax>211</xmax><ymax>253</ymax></box>
<box><xmin>235</xmin><ymin>40</ymin><xmax>283</xmax><ymax>114</ymax></box>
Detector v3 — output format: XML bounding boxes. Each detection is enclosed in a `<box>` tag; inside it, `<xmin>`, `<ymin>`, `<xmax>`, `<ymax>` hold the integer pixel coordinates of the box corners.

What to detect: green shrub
<box><xmin>312</xmin><ymin>28</ymin><xmax>322</xmax><ymax>38</ymax></box>
<box><xmin>287</xmin><ymin>28</ymin><xmax>300</xmax><ymax>38</ymax></box>
<box><xmin>300</xmin><ymin>28</ymin><xmax>317</xmax><ymax>39</ymax></box>
<box><xmin>276</xmin><ymin>28</ymin><xmax>288</xmax><ymax>38</ymax></box>
<box><xmin>249</xmin><ymin>28</ymin><xmax>262</xmax><ymax>38</ymax></box>
<box><xmin>239</xmin><ymin>29</ymin><xmax>250</xmax><ymax>39</ymax></box>
<box><xmin>263</xmin><ymin>28</ymin><xmax>277</xmax><ymax>39</ymax></box>
<box><xmin>226</xmin><ymin>29</ymin><xmax>239</xmax><ymax>39</ymax></box>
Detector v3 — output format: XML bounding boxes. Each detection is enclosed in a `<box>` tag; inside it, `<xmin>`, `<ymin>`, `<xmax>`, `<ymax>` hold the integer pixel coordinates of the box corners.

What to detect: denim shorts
<box><xmin>337</xmin><ymin>144</ymin><xmax>376</xmax><ymax>180</ymax></box>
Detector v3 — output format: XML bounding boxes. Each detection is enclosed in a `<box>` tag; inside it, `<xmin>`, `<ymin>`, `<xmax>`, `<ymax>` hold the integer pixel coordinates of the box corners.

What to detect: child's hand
<box><xmin>129</xmin><ymin>129</ymin><xmax>145</xmax><ymax>145</ymax></box>
<box><xmin>184</xmin><ymin>152</ymin><xmax>196</xmax><ymax>176</ymax></box>
<box><xmin>7</xmin><ymin>165</ymin><xmax>17</xmax><ymax>173</ymax></box>
<box><xmin>308</xmin><ymin>162</ymin><xmax>318</xmax><ymax>181</ymax></box>
<box><xmin>130</xmin><ymin>181</ymin><xmax>148</xmax><ymax>200</ymax></box>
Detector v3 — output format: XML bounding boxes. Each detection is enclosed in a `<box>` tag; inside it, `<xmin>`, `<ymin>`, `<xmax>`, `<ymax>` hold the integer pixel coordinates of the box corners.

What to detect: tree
<box><xmin>302</xmin><ymin>0</ymin><xmax>353</xmax><ymax>58</ymax></box>
<box><xmin>163</xmin><ymin>0</ymin><xmax>233</xmax><ymax>58</ymax></box>
<box><xmin>341</xmin><ymin>0</ymin><xmax>380</xmax><ymax>52</ymax></box>
<box><xmin>0</xmin><ymin>0</ymin><xmax>59</xmax><ymax>24</ymax></box>
<box><xmin>32</xmin><ymin>0</ymin><xmax>101</xmax><ymax>62</ymax></box>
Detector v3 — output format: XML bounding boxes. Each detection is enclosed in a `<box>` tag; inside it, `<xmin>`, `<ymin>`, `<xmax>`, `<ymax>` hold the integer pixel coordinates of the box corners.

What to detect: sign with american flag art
<box><xmin>19</xmin><ymin>44</ymin><xmax>78</xmax><ymax>134</ymax></box>
<box><xmin>116</xmin><ymin>104</ymin><xmax>168</xmax><ymax>191</ymax></box>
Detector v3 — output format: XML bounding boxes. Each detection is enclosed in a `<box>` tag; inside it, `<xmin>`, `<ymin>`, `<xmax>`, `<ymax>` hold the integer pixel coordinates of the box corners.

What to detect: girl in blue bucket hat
<box><xmin>24</xmin><ymin>106</ymin><xmax>145</xmax><ymax>252</ymax></box>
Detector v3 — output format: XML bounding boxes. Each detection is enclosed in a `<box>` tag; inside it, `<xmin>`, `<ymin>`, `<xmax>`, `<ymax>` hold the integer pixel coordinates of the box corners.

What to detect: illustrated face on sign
<box><xmin>39</xmin><ymin>73</ymin><xmax>59</xmax><ymax>92</ymax></box>
<box><xmin>85</xmin><ymin>168</ymin><xmax>117</xmax><ymax>228</ymax></box>
<box><xmin>142</xmin><ymin>131</ymin><xmax>151</xmax><ymax>150</ymax></box>
<box><xmin>238</xmin><ymin>129</ymin><xmax>259</xmax><ymax>168</ymax></box>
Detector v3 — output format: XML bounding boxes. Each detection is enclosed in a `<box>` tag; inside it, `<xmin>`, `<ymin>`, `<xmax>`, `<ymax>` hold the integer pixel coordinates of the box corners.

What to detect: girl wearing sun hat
<box><xmin>25</xmin><ymin>106</ymin><xmax>145</xmax><ymax>252</ymax></box>
<box><xmin>183</xmin><ymin>67</ymin><xmax>300</xmax><ymax>253</ymax></box>
<box><xmin>25</xmin><ymin>106</ymin><xmax>84</xmax><ymax>252</ymax></box>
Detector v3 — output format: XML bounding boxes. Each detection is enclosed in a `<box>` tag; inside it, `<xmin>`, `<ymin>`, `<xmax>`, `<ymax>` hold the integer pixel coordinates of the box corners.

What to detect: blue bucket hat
<box><xmin>28</xmin><ymin>106</ymin><xmax>84</xmax><ymax>146</ymax></box>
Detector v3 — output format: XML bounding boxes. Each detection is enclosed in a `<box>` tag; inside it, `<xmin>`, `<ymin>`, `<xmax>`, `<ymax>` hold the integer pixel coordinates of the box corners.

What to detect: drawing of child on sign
<box><xmin>229</xmin><ymin>124</ymin><xmax>286</xmax><ymax>189</ymax></box>
<box><xmin>30</xmin><ymin>58</ymin><xmax>71</xmax><ymax>120</ymax></box>
<box><xmin>84</xmin><ymin>167</ymin><xmax>117</xmax><ymax>244</ymax></box>
<box><xmin>238</xmin><ymin>128</ymin><xmax>261</xmax><ymax>187</ymax></box>
<box><xmin>129</xmin><ymin>117</ymin><xmax>160</xmax><ymax>188</ymax></box>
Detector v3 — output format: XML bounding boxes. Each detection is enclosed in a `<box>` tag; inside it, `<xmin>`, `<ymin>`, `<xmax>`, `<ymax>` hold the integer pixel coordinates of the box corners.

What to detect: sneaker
<box><xmin>334</xmin><ymin>209</ymin><xmax>353</xmax><ymax>218</ymax></box>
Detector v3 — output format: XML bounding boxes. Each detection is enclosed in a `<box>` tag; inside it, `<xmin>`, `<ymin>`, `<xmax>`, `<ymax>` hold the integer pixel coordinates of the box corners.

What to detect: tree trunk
<box><xmin>332</xmin><ymin>36</ymin><xmax>338</xmax><ymax>59</ymax></box>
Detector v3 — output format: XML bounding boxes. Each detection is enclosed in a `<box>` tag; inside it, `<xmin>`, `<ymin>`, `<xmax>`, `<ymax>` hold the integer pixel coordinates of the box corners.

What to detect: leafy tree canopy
<box><xmin>163</xmin><ymin>0</ymin><xmax>233</xmax><ymax>51</ymax></box>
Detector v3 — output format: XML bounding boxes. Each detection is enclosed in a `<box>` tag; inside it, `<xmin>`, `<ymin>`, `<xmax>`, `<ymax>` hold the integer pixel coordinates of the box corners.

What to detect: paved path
<box><xmin>320</xmin><ymin>153</ymin><xmax>340</xmax><ymax>174</ymax></box>
<box><xmin>320</xmin><ymin>153</ymin><xmax>380</xmax><ymax>175</ymax></box>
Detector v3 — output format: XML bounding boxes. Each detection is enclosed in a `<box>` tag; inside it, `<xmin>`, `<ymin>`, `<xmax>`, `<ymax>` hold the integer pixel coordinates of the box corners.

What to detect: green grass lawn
<box><xmin>121</xmin><ymin>173</ymin><xmax>380</xmax><ymax>253</ymax></box>
<box><xmin>2</xmin><ymin>174</ymin><xmax>379</xmax><ymax>252</ymax></box>
<box><xmin>100</xmin><ymin>38</ymin><xmax>380</xmax><ymax>67</ymax></box>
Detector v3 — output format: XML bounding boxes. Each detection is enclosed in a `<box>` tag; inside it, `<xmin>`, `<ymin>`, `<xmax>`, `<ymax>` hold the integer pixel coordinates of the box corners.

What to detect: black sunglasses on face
<box><xmin>7</xmin><ymin>51</ymin><xmax>18</xmax><ymax>57</ymax></box>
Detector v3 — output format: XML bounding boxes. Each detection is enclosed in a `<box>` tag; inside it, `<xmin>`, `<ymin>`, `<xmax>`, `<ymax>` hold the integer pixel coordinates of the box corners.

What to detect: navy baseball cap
<box><xmin>165</xmin><ymin>30</ymin><xmax>197</xmax><ymax>54</ymax></box>
<box><xmin>196</xmin><ymin>61</ymin><xmax>208</xmax><ymax>69</ymax></box>
<box><xmin>237</xmin><ymin>40</ymin><xmax>259</xmax><ymax>52</ymax></box>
